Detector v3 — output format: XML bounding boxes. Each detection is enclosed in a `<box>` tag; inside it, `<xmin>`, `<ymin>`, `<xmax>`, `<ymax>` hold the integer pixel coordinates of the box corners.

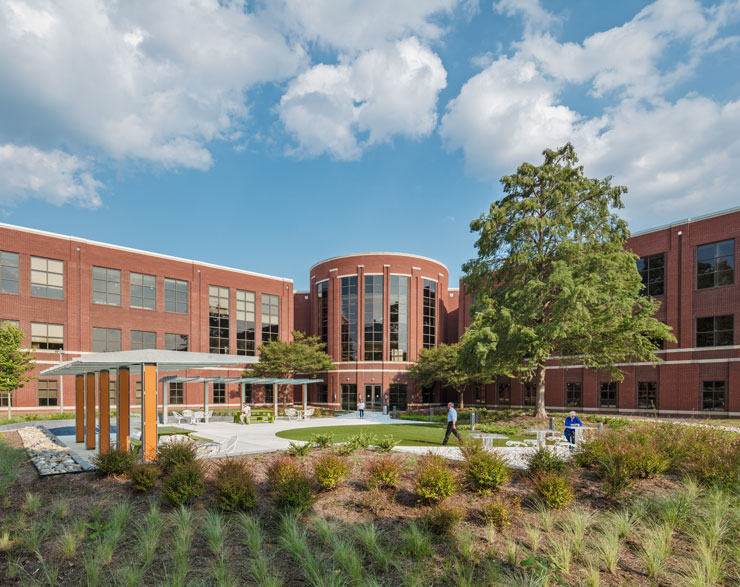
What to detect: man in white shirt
<box><xmin>239</xmin><ymin>403</ymin><xmax>251</xmax><ymax>425</ymax></box>
<box><xmin>442</xmin><ymin>402</ymin><xmax>464</xmax><ymax>445</ymax></box>
<box><xmin>358</xmin><ymin>400</ymin><xmax>365</xmax><ymax>418</ymax></box>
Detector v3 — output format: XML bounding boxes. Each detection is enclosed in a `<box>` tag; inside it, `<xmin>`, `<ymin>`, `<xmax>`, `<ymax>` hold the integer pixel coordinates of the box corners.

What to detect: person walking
<box><xmin>564</xmin><ymin>410</ymin><xmax>583</xmax><ymax>445</ymax></box>
<box><xmin>442</xmin><ymin>402</ymin><xmax>464</xmax><ymax>445</ymax></box>
<box><xmin>358</xmin><ymin>399</ymin><xmax>365</xmax><ymax>419</ymax></box>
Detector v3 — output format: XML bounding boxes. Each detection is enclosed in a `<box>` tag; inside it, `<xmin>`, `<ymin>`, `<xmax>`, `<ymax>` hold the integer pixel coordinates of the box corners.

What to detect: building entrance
<box><xmin>364</xmin><ymin>385</ymin><xmax>382</xmax><ymax>410</ymax></box>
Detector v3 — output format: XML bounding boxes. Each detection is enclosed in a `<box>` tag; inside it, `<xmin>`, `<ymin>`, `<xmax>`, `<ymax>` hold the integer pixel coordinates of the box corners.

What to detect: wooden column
<box><xmin>142</xmin><ymin>364</ymin><xmax>158</xmax><ymax>463</ymax></box>
<box><xmin>99</xmin><ymin>370</ymin><xmax>110</xmax><ymax>455</ymax></box>
<box><xmin>118</xmin><ymin>367</ymin><xmax>130</xmax><ymax>452</ymax></box>
<box><xmin>75</xmin><ymin>374</ymin><xmax>84</xmax><ymax>443</ymax></box>
<box><xmin>85</xmin><ymin>372</ymin><xmax>96</xmax><ymax>450</ymax></box>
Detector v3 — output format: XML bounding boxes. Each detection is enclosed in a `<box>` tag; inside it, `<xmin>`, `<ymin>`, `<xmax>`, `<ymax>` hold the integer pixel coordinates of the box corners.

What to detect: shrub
<box><xmin>416</xmin><ymin>454</ymin><xmax>458</xmax><ymax>502</ymax></box>
<box><xmin>531</xmin><ymin>472</ymin><xmax>574</xmax><ymax>509</ymax></box>
<box><xmin>157</xmin><ymin>439</ymin><xmax>198</xmax><ymax>474</ymax></box>
<box><xmin>425</xmin><ymin>503</ymin><xmax>464</xmax><ymax>535</ymax></box>
<box><xmin>314</xmin><ymin>455</ymin><xmax>350</xmax><ymax>490</ymax></box>
<box><xmin>288</xmin><ymin>442</ymin><xmax>312</xmax><ymax>457</ymax></box>
<box><xmin>162</xmin><ymin>461</ymin><xmax>205</xmax><ymax>506</ymax></box>
<box><xmin>366</xmin><ymin>455</ymin><xmax>402</xmax><ymax>490</ymax></box>
<box><xmin>128</xmin><ymin>464</ymin><xmax>160</xmax><ymax>492</ymax></box>
<box><xmin>92</xmin><ymin>447</ymin><xmax>135</xmax><ymax>476</ymax></box>
<box><xmin>375</xmin><ymin>434</ymin><xmax>399</xmax><ymax>452</ymax></box>
<box><xmin>527</xmin><ymin>448</ymin><xmax>567</xmax><ymax>476</ymax></box>
<box><xmin>481</xmin><ymin>495</ymin><xmax>521</xmax><ymax>529</ymax></box>
<box><xmin>334</xmin><ymin>442</ymin><xmax>357</xmax><ymax>456</ymax></box>
<box><xmin>267</xmin><ymin>456</ymin><xmax>315</xmax><ymax>512</ymax></box>
<box><xmin>461</xmin><ymin>442</ymin><xmax>510</xmax><ymax>494</ymax></box>
<box><xmin>214</xmin><ymin>458</ymin><xmax>257</xmax><ymax>511</ymax></box>
<box><xmin>597</xmin><ymin>452</ymin><xmax>636</xmax><ymax>497</ymax></box>
<box><xmin>348</xmin><ymin>432</ymin><xmax>377</xmax><ymax>451</ymax></box>
<box><xmin>311</xmin><ymin>433</ymin><xmax>335</xmax><ymax>449</ymax></box>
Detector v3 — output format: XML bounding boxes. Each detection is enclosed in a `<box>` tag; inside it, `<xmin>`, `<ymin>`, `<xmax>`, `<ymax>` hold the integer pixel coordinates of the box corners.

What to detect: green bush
<box><xmin>156</xmin><ymin>439</ymin><xmax>198</xmax><ymax>474</ymax></box>
<box><xmin>531</xmin><ymin>472</ymin><xmax>574</xmax><ymax>509</ymax></box>
<box><xmin>461</xmin><ymin>443</ymin><xmax>510</xmax><ymax>494</ymax></box>
<box><xmin>128</xmin><ymin>464</ymin><xmax>160</xmax><ymax>492</ymax></box>
<box><xmin>481</xmin><ymin>495</ymin><xmax>521</xmax><ymax>529</ymax></box>
<box><xmin>334</xmin><ymin>442</ymin><xmax>357</xmax><ymax>456</ymax></box>
<box><xmin>526</xmin><ymin>447</ymin><xmax>568</xmax><ymax>476</ymax></box>
<box><xmin>214</xmin><ymin>458</ymin><xmax>257</xmax><ymax>511</ymax></box>
<box><xmin>311</xmin><ymin>432</ymin><xmax>335</xmax><ymax>449</ymax></box>
<box><xmin>425</xmin><ymin>503</ymin><xmax>464</xmax><ymax>535</ymax></box>
<box><xmin>416</xmin><ymin>454</ymin><xmax>458</xmax><ymax>502</ymax></box>
<box><xmin>375</xmin><ymin>434</ymin><xmax>399</xmax><ymax>452</ymax></box>
<box><xmin>267</xmin><ymin>456</ymin><xmax>315</xmax><ymax>512</ymax></box>
<box><xmin>366</xmin><ymin>455</ymin><xmax>402</xmax><ymax>489</ymax></box>
<box><xmin>92</xmin><ymin>447</ymin><xmax>135</xmax><ymax>476</ymax></box>
<box><xmin>162</xmin><ymin>461</ymin><xmax>205</xmax><ymax>506</ymax></box>
<box><xmin>347</xmin><ymin>432</ymin><xmax>377</xmax><ymax>451</ymax></box>
<box><xmin>288</xmin><ymin>442</ymin><xmax>312</xmax><ymax>457</ymax></box>
<box><xmin>597</xmin><ymin>452</ymin><xmax>635</xmax><ymax>497</ymax></box>
<box><xmin>314</xmin><ymin>454</ymin><xmax>350</xmax><ymax>490</ymax></box>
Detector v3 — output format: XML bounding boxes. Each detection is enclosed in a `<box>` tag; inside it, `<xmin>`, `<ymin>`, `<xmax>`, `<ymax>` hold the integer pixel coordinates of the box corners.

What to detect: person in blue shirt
<box><xmin>564</xmin><ymin>411</ymin><xmax>583</xmax><ymax>444</ymax></box>
<box><xmin>442</xmin><ymin>402</ymin><xmax>464</xmax><ymax>445</ymax></box>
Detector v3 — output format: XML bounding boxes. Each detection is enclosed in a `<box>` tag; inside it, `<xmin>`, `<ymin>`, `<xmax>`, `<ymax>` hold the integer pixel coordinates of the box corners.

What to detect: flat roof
<box><xmin>631</xmin><ymin>205</ymin><xmax>740</xmax><ymax>237</ymax></box>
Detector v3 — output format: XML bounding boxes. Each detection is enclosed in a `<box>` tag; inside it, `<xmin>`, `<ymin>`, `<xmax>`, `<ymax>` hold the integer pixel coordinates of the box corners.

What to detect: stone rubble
<box><xmin>393</xmin><ymin>445</ymin><xmax>572</xmax><ymax>469</ymax></box>
<box><xmin>16</xmin><ymin>426</ymin><xmax>85</xmax><ymax>475</ymax></box>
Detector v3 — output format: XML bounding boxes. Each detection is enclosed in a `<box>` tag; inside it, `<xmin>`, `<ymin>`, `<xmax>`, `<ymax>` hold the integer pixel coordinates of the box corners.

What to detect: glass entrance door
<box><xmin>364</xmin><ymin>385</ymin><xmax>382</xmax><ymax>409</ymax></box>
<box><xmin>341</xmin><ymin>384</ymin><xmax>357</xmax><ymax>411</ymax></box>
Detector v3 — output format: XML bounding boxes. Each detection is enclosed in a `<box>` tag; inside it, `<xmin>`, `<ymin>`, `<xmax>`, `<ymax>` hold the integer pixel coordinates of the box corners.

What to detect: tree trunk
<box><xmin>535</xmin><ymin>367</ymin><xmax>547</xmax><ymax>419</ymax></box>
<box><xmin>458</xmin><ymin>388</ymin><xmax>464</xmax><ymax>410</ymax></box>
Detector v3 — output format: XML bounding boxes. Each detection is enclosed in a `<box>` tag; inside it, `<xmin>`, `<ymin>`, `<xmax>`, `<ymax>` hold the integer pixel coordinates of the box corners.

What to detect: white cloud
<box><xmin>0</xmin><ymin>145</ymin><xmax>102</xmax><ymax>207</ymax></box>
<box><xmin>279</xmin><ymin>38</ymin><xmax>447</xmax><ymax>160</ymax></box>
<box><xmin>494</xmin><ymin>0</ymin><xmax>559</xmax><ymax>34</ymax></box>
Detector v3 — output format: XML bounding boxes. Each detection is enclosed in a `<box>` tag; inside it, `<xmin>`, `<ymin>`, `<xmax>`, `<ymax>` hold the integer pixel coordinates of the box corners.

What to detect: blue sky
<box><xmin>1</xmin><ymin>0</ymin><xmax>739</xmax><ymax>290</ymax></box>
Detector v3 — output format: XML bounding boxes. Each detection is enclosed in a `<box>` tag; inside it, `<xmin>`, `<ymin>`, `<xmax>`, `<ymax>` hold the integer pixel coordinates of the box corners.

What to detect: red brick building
<box><xmin>2</xmin><ymin>206</ymin><xmax>738</xmax><ymax>416</ymax></box>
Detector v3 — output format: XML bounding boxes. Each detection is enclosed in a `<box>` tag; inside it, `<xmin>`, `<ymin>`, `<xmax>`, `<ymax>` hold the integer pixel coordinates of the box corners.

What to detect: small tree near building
<box><xmin>0</xmin><ymin>323</ymin><xmax>36</xmax><ymax>417</ymax></box>
<box><xmin>460</xmin><ymin>144</ymin><xmax>675</xmax><ymax>419</ymax></box>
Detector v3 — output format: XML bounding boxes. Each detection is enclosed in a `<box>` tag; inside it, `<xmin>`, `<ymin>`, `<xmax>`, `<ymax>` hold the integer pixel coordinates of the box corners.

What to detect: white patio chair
<box><xmin>191</xmin><ymin>410</ymin><xmax>204</xmax><ymax>424</ymax></box>
<box><xmin>203</xmin><ymin>409</ymin><xmax>213</xmax><ymax>424</ymax></box>
<box><xmin>158</xmin><ymin>434</ymin><xmax>191</xmax><ymax>447</ymax></box>
<box><xmin>197</xmin><ymin>435</ymin><xmax>238</xmax><ymax>457</ymax></box>
<box><xmin>303</xmin><ymin>408</ymin><xmax>315</xmax><ymax>420</ymax></box>
<box><xmin>285</xmin><ymin>408</ymin><xmax>299</xmax><ymax>421</ymax></box>
<box><xmin>505</xmin><ymin>440</ymin><xmax>527</xmax><ymax>447</ymax></box>
<box><xmin>182</xmin><ymin>409</ymin><xmax>194</xmax><ymax>424</ymax></box>
<box><xmin>170</xmin><ymin>411</ymin><xmax>185</xmax><ymax>424</ymax></box>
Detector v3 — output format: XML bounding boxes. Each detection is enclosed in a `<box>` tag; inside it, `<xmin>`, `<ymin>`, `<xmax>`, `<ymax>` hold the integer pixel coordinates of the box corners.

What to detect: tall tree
<box><xmin>248</xmin><ymin>331</ymin><xmax>335</xmax><ymax>407</ymax></box>
<box><xmin>460</xmin><ymin>143</ymin><xmax>675</xmax><ymax>419</ymax></box>
<box><xmin>409</xmin><ymin>343</ymin><xmax>487</xmax><ymax>409</ymax></box>
<box><xmin>0</xmin><ymin>323</ymin><xmax>36</xmax><ymax>417</ymax></box>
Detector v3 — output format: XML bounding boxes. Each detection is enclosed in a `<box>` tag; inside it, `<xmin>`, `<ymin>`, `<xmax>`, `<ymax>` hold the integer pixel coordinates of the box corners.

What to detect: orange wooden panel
<box><xmin>99</xmin><ymin>370</ymin><xmax>110</xmax><ymax>455</ymax></box>
<box><xmin>85</xmin><ymin>373</ymin><xmax>96</xmax><ymax>450</ymax></box>
<box><xmin>75</xmin><ymin>375</ymin><xmax>84</xmax><ymax>443</ymax></box>
<box><xmin>118</xmin><ymin>368</ymin><xmax>130</xmax><ymax>452</ymax></box>
<box><xmin>142</xmin><ymin>364</ymin><xmax>158</xmax><ymax>463</ymax></box>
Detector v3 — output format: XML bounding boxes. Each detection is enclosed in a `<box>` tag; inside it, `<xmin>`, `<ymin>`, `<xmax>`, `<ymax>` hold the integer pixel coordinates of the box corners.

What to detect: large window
<box><xmin>702</xmin><ymin>381</ymin><xmax>725</xmax><ymax>411</ymax></box>
<box><xmin>213</xmin><ymin>382</ymin><xmax>226</xmax><ymax>404</ymax></box>
<box><xmin>696</xmin><ymin>315</ymin><xmax>733</xmax><ymax>347</ymax></box>
<box><xmin>637</xmin><ymin>253</ymin><xmax>665</xmax><ymax>296</ymax></box>
<box><xmin>164</xmin><ymin>278</ymin><xmax>189</xmax><ymax>314</ymax></box>
<box><xmin>498</xmin><ymin>383</ymin><xmax>511</xmax><ymax>406</ymax></box>
<box><xmin>31</xmin><ymin>323</ymin><xmax>64</xmax><ymax>350</ymax></box>
<box><xmin>93</xmin><ymin>327</ymin><xmax>121</xmax><ymax>352</ymax></box>
<box><xmin>316</xmin><ymin>383</ymin><xmax>328</xmax><ymax>404</ymax></box>
<box><xmin>131</xmin><ymin>330</ymin><xmax>156</xmax><ymax>350</ymax></box>
<box><xmin>697</xmin><ymin>239</ymin><xmax>734</xmax><ymax>289</ymax></box>
<box><xmin>0</xmin><ymin>251</ymin><xmax>19</xmax><ymax>294</ymax></box>
<box><xmin>92</xmin><ymin>266</ymin><xmax>121</xmax><ymax>306</ymax></box>
<box><xmin>169</xmin><ymin>382</ymin><xmax>184</xmax><ymax>404</ymax></box>
<box><xmin>243</xmin><ymin>384</ymin><xmax>253</xmax><ymax>403</ymax></box>
<box><xmin>264</xmin><ymin>384</ymin><xmax>273</xmax><ymax>404</ymax></box>
<box><xmin>388</xmin><ymin>384</ymin><xmax>408</xmax><ymax>411</ymax></box>
<box><xmin>523</xmin><ymin>383</ymin><xmax>536</xmax><ymax>406</ymax></box>
<box><xmin>422</xmin><ymin>279</ymin><xmax>436</xmax><ymax>349</ymax></box>
<box><xmin>38</xmin><ymin>380</ymin><xmax>58</xmax><ymax>407</ymax></box>
<box><xmin>637</xmin><ymin>381</ymin><xmax>657</xmax><ymax>410</ymax></box>
<box><xmin>317</xmin><ymin>281</ymin><xmax>328</xmax><ymax>347</ymax></box>
<box><xmin>31</xmin><ymin>256</ymin><xmax>64</xmax><ymax>299</ymax></box>
<box><xmin>341</xmin><ymin>276</ymin><xmax>358</xmax><ymax>361</ymax></box>
<box><xmin>236</xmin><ymin>290</ymin><xmax>256</xmax><ymax>356</ymax></box>
<box><xmin>364</xmin><ymin>275</ymin><xmax>383</xmax><ymax>360</ymax></box>
<box><xmin>209</xmin><ymin>286</ymin><xmax>230</xmax><ymax>354</ymax></box>
<box><xmin>389</xmin><ymin>275</ymin><xmax>408</xmax><ymax>361</ymax></box>
<box><xmin>600</xmin><ymin>382</ymin><xmax>617</xmax><ymax>408</ymax></box>
<box><xmin>421</xmin><ymin>386</ymin><xmax>434</xmax><ymax>404</ymax></box>
<box><xmin>165</xmin><ymin>333</ymin><xmax>188</xmax><ymax>352</ymax></box>
<box><xmin>566</xmin><ymin>382</ymin><xmax>582</xmax><ymax>408</ymax></box>
<box><xmin>341</xmin><ymin>383</ymin><xmax>357</xmax><ymax>411</ymax></box>
<box><xmin>261</xmin><ymin>293</ymin><xmax>280</xmax><ymax>345</ymax></box>
<box><xmin>130</xmin><ymin>272</ymin><xmax>156</xmax><ymax>310</ymax></box>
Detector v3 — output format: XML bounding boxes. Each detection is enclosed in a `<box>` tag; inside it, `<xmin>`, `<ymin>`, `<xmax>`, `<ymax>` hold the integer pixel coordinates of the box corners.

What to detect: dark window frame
<box><xmin>92</xmin><ymin>266</ymin><xmax>121</xmax><ymax>306</ymax></box>
<box><xmin>38</xmin><ymin>379</ymin><xmax>58</xmax><ymax>407</ymax></box>
<box><xmin>31</xmin><ymin>322</ymin><xmax>64</xmax><ymax>350</ymax></box>
<box><xmin>697</xmin><ymin>238</ymin><xmax>734</xmax><ymax>289</ymax></box>
<box><xmin>261</xmin><ymin>293</ymin><xmax>280</xmax><ymax>346</ymax></box>
<box><xmin>637</xmin><ymin>252</ymin><xmax>665</xmax><ymax>296</ymax></box>
<box><xmin>212</xmin><ymin>382</ymin><xmax>226</xmax><ymax>404</ymax></box>
<box><xmin>130</xmin><ymin>330</ymin><xmax>156</xmax><ymax>350</ymax></box>
<box><xmin>340</xmin><ymin>276</ymin><xmax>358</xmax><ymax>361</ymax></box>
<box><xmin>169</xmin><ymin>381</ymin><xmax>184</xmax><ymax>404</ymax></box>
<box><xmin>364</xmin><ymin>275</ymin><xmax>383</xmax><ymax>361</ymax></box>
<box><xmin>566</xmin><ymin>382</ymin><xmax>582</xmax><ymax>408</ymax></box>
<box><xmin>164</xmin><ymin>278</ymin><xmax>189</xmax><ymax>314</ymax></box>
<box><xmin>422</xmin><ymin>279</ymin><xmax>436</xmax><ymax>349</ymax></box>
<box><xmin>388</xmin><ymin>383</ymin><xmax>407</xmax><ymax>411</ymax></box>
<box><xmin>236</xmin><ymin>289</ymin><xmax>256</xmax><ymax>356</ymax></box>
<box><xmin>317</xmin><ymin>281</ymin><xmax>329</xmax><ymax>348</ymax></box>
<box><xmin>164</xmin><ymin>333</ymin><xmax>188</xmax><ymax>352</ymax></box>
<box><xmin>696</xmin><ymin>315</ymin><xmax>734</xmax><ymax>347</ymax></box>
<box><xmin>130</xmin><ymin>272</ymin><xmax>156</xmax><ymax>310</ymax></box>
<box><xmin>389</xmin><ymin>275</ymin><xmax>408</xmax><ymax>361</ymax></box>
<box><xmin>637</xmin><ymin>381</ymin><xmax>658</xmax><ymax>410</ymax></box>
<box><xmin>92</xmin><ymin>327</ymin><xmax>121</xmax><ymax>352</ymax></box>
<box><xmin>701</xmin><ymin>381</ymin><xmax>725</xmax><ymax>412</ymax></box>
<box><xmin>209</xmin><ymin>285</ymin><xmax>230</xmax><ymax>354</ymax></box>
<box><xmin>30</xmin><ymin>256</ymin><xmax>64</xmax><ymax>300</ymax></box>
<box><xmin>599</xmin><ymin>381</ymin><xmax>618</xmax><ymax>408</ymax></box>
<box><xmin>0</xmin><ymin>251</ymin><xmax>19</xmax><ymax>295</ymax></box>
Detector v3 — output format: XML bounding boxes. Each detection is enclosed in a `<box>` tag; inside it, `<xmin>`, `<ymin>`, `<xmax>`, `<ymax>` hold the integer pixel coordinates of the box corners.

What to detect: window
<box><xmin>109</xmin><ymin>380</ymin><xmax>116</xmax><ymax>406</ymax></box>
<box><xmin>364</xmin><ymin>275</ymin><xmax>383</xmax><ymax>360</ymax></box>
<box><xmin>600</xmin><ymin>382</ymin><xmax>617</xmax><ymax>408</ymax></box>
<box><xmin>38</xmin><ymin>380</ymin><xmax>58</xmax><ymax>407</ymax></box>
<box><xmin>31</xmin><ymin>256</ymin><xmax>64</xmax><ymax>299</ymax></box>
<box><xmin>388</xmin><ymin>384</ymin><xmax>407</xmax><ymax>411</ymax></box>
<box><xmin>637</xmin><ymin>253</ymin><xmax>665</xmax><ymax>296</ymax></box>
<box><xmin>422</xmin><ymin>279</ymin><xmax>436</xmax><ymax>349</ymax></box>
<box><xmin>523</xmin><ymin>383</ymin><xmax>536</xmax><ymax>406</ymax></box>
<box><xmin>341</xmin><ymin>276</ymin><xmax>358</xmax><ymax>361</ymax></box>
<box><xmin>264</xmin><ymin>384</ymin><xmax>273</xmax><ymax>404</ymax></box>
<box><xmin>422</xmin><ymin>386</ymin><xmax>434</xmax><ymax>404</ymax></box>
<box><xmin>236</xmin><ymin>290</ymin><xmax>256</xmax><ymax>356</ymax></box>
<box><xmin>130</xmin><ymin>272</ymin><xmax>156</xmax><ymax>310</ymax></box>
<box><xmin>169</xmin><ymin>381</ymin><xmax>184</xmax><ymax>404</ymax></box>
<box><xmin>130</xmin><ymin>330</ymin><xmax>156</xmax><ymax>350</ymax></box>
<box><xmin>566</xmin><ymin>382</ymin><xmax>582</xmax><ymax>408</ymax></box>
<box><xmin>317</xmin><ymin>281</ymin><xmax>328</xmax><ymax>347</ymax></box>
<box><xmin>498</xmin><ymin>383</ymin><xmax>511</xmax><ymax>406</ymax></box>
<box><xmin>341</xmin><ymin>383</ymin><xmax>357</xmax><ymax>411</ymax></box>
<box><xmin>0</xmin><ymin>394</ymin><xmax>7</xmax><ymax>407</ymax></box>
<box><xmin>1</xmin><ymin>319</ymin><xmax>20</xmax><ymax>329</ymax></box>
<box><xmin>165</xmin><ymin>333</ymin><xmax>188</xmax><ymax>352</ymax></box>
<box><xmin>697</xmin><ymin>239</ymin><xmax>734</xmax><ymax>289</ymax></box>
<box><xmin>209</xmin><ymin>286</ymin><xmax>230</xmax><ymax>354</ymax></box>
<box><xmin>261</xmin><ymin>293</ymin><xmax>280</xmax><ymax>345</ymax></box>
<box><xmin>702</xmin><ymin>381</ymin><xmax>725</xmax><ymax>411</ymax></box>
<box><xmin>31</xmin><ymin>323</ymin><xmax>64</xmax><ymax>350</ymax></box>
<box><xmin>637</xmin><ymin>381</ymin><xmax>657</xmax><ymax>410</ymax></box>
<box><xmin>164</xmin><ymin>278</ymin><xmax>189</xmax><ymax>313</ymax></box>
<box><xmin>135</xmin><ymin>381</ymin><xmax>142</xmax><ymax>403</ymax></box>
<box><xmin>389</xmin><ymin>276</ymin><xmax>408</xmax><ymax>361</ymax></box>
<box><xmin>243</xmin><ymin>384</ymin><xmax>253</xmax><ymax>403</ymax></box>
<box><xmin>93</xmin><ymin>327</ymin><xmax>121</xmax><ymax>352</ymax></box>
<box><xmin>92</xmin><ymin>266</ymin><xmax>121</xmax><ymax>306</ymax></box>
<box><xmin>0</xmin><ymin>251</ymin><xmax>19</xmax><ymax>294</ymax></box>
<box><xmin>316</xmin><ymin>384</ymin><xmax>328</xmax><ymax>403</ymax></box>
<box><xmin>696</xmin><ymin>315</ymin><xmax>733</xmax><ymax>347</ymax></box>
<box><xmin>213</xmin><ymin>382</ymin><xmax>226</xmax><ymax>404</ymax></box>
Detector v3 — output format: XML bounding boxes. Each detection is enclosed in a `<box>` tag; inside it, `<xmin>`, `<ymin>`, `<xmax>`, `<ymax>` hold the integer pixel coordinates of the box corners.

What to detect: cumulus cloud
<box><xmin>279</xmin><ymin>38</ymin><xmax>447</xmax><ymax>160</ymax></box>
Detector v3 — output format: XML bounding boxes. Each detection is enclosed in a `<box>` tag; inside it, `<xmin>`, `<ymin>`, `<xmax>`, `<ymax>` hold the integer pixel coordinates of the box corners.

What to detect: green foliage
<box><xmin>531</xmin><ymin>472</ymin><xmax>575</xmax><ymax>509</ymax></box>
<box><xmin>461</xmin><ymin>443</ymin><xmax>510</xmax><ymax>494</ymax></box>
<box><xmin>156</xmin><ymin>438</ymin><xmax>198</xmax><ymax>474</ymax></box>
<box><xmin>0</xmin><ymin>435</ymin><xmax>24</xmax><ymax>496</ymax></box>
<box><xmin>161</xmin><ymin>461</ymin><xmax>205</xmax><ymax>506</ymax></box>
<box><xmin>0</xmin><ymin>323</ymin><xmax>36</xmax><ymax>409</ymax></box>
<box><xmin>92</xmin><ymin>447</ymin><xmax>135</xmax><ymax>476</ymax></box>
<box><xmin>314</xmin><ymin>454</ymin><xmax>350</xmax><ymax>490</ymax></box>
<box><xmin>288</xmin><ymin>441</ymin><xmax>312</xmax><ymax>457</ymax></box>
<box><xmin>475</xmin><ymin>423</ymin><xmax>522</xmax><ymax>436</ymax></box>
<box><xmin>375</xmin><ymin>434</ymin><xmax>400</xmax><ymax>452</ymax></box>
<box><xmin>366</xmin><ymin>455</ymin><xmax>402</xmax><ymax>490</ymax></box>
<box><xmin>425</xmin><ymin>502</ymin><xmax>464</xmax><ymax>535</ymax></box>
<box><xmin>347</xmin><ymin>431</ymin><xmax>377</xmax><ymax>450</ymax></box>
<box><xmin>526</xmin><ymin>447</ymin><xmax>568</xmax><ymax>476</ymax></box>
<box><xmin>416</xmin><ymin>454</ymin><xmax>458</xmax><ymax>502</ymax></box>
<box><xmin>128</xmin><ymin>463</ymin><xmax>160</xmax><ymax>492</ymax></box>
<box><xmin>214</xmin><ymin>458</ymin><xmax>258</xmax><ymax>511</ymax></box>
<box><xmin>481</xmin><ymin>495</ymin><xmax>521</xmax><ymax>529</ymax></box>
<box><xmin>310</xmin><ymin>432</ymin><xmax>335</xmax><ymax>449</ymax></box>
<box><xmin>267</xmin><ymin>456</ymin><xmax>315</xmax><ymax>512</ymax></box>
<box><xmin>460</xmin><ymin>143</ymin><xmax>675</xmax><ymax>417</ymax></box>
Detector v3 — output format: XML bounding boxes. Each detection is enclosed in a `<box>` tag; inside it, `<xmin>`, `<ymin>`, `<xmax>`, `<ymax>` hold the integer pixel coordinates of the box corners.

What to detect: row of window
<box><xmin>208</xmin><ymin>286</ymin><xmax>279</xmax><ymax>355</ymax></box>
